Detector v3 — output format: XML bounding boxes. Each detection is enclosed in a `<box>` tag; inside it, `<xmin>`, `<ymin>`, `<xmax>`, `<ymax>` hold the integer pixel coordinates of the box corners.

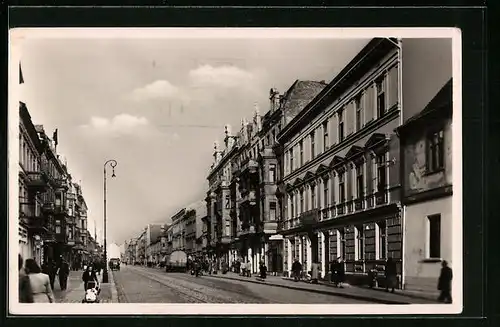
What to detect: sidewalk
<box><xmin>205</xmin><ymin>272</ymin><xmax>440</xmax><ymax>305</ymax></box>
<box><xmin>53</xmin><ymin>270</ymin><xmax>117</xmax><ymax>303</ymax></box>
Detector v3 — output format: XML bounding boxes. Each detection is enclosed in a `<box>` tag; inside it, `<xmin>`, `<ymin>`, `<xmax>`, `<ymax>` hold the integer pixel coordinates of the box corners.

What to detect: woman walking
<box><xmin>24</xmin><ymin>259</ymin><xmax>55</xmax><ymax>303</ymax></box>
<box><xmin>82</xmin><ymin>266</ymin><xmax>99</xmax><ymax>291</ymax></box>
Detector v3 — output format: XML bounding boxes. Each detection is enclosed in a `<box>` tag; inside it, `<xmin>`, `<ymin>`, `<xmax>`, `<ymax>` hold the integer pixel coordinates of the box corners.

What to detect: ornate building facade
<box><xmin>278</xmin><ymin>38</ymin><xmax>404</xmax><ymax>286</ymax></box>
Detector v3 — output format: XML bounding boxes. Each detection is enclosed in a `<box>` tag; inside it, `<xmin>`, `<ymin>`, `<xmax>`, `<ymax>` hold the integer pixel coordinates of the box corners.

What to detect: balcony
<box><xmin>337</xmin><ymin>203</ymin><xmax>345</xmax><ymax>215</ymax></box>
<box><xmin>299</xmin><ymin>209</ymin><xmax>320</xmax><ymax>226</ymax></box>
<box><xmin>53</xmin><ymin>178</ymin><xmax>69</xmax><ymax>190</ymax></box>
<box><xmin>241</xmin><ymin>158</ymin><xmax>259</xmax><ymax>175</ymax></box>
<box><xmin>355</xmin><ymin>197</ymin><xmax>365</xmax><ymax>211</ymax></box>
<box><xmin>25</xmin><ymin>171</ymin><xmax>49</xmax><ymax>191</ymax></box>
<box><xmin>42</xmin><ymin>202</ymin><xmax>56</xmax><ymax>213</ymax></box>
<box><xmin>238</xmin><ymin>189</ymin><xmax>257</xmax><ymax>206</ymax></box>
<box><xmin>237</xmin><ymin>224</ymin><xmax>256</xmax><ymax>237</ymax></box>
<box><xmin>375</xmin><ymin>191</ymin><xmax>388</xmax><ymax>205</ymax></box>
<box><xmin>19</xmin><ymin>203</ymin><xmax>50</xmax><ymax>233</ymax></box>
<box><xmin>55</xmin><ymin>205</ymin><xmax>68</xmax><ymax>215</ymax></box>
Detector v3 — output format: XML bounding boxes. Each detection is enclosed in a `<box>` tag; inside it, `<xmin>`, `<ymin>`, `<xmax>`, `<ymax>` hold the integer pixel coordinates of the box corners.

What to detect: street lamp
<box><xmin>102</xmin><ymin>159</ymin><xmax>117</xmax><ymax>283</ymax></box>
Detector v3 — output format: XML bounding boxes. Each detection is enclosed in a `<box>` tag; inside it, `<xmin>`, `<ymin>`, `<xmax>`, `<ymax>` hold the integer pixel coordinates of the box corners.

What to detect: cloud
<box><xmin>80</xmin><ymin>114</ymin><xmax>150</xmax><ymax>135</ymax></box>
<box><xmin>130</xmin><ymin>80</ymin><xmax>181</xmax><ymax>102</ymax></box>
<box><xmin>188</xmin><ymin>65</ymin><xmax>256</xmax><ymax>89</ymax></box>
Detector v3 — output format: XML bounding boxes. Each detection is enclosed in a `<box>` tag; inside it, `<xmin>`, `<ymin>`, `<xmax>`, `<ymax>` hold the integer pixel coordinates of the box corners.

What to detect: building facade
<box><xmin>278</xmin><ymin>38</ymin><xmax>404</xmax><ymax>286</ymax></box>
<box><xmin>18</xmin><ymin>102</ymin><xmax>48</xmax><ymax>265</ymax></box>
<box><xmin>398</xmin><ymin>79</ymin><xmax>453</xmax><ymax>293</ymax></box>
<box><xmin>169</xmin><ymin>209</ymin><xmax>187</xmax><ymax>253</ymax></box>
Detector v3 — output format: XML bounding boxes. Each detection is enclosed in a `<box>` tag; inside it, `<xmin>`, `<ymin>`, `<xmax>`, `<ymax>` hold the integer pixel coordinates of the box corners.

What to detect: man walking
<box><xmin>42</xmin><ymin>259</ymin><xmax>56</xmax><ymax>291</ymax></box>
<box><xmin>58</xmin><ymin>258</ymin><xmax>70</xmax><ymax>291</ymax></box>
<box><xmin>438</xmin><ymin>260</ymin><xmax>453</xmax><ymax>303</ymax></box>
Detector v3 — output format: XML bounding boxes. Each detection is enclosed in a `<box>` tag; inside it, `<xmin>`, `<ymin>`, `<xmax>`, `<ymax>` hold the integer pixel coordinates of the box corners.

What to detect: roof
<box><xmin>397</xmin><ymin>78</ymin><xmax>452</xmax><ymax>134</ymax></box>
<box><xmin>278</xmin><ymin>38</ymin><xmax>398</xmax><ymax>143</ymax></box>
<box><xmin>280</xmin><ymin>80</ymin><xmax>328</xmax><ymax>126</ymax></box>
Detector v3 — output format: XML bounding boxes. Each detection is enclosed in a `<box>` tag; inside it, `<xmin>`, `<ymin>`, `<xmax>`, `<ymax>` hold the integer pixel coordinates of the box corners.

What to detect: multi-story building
<box><xmin>206</xmin><ymin>129</ymin><xmax>239</xmax><ymax>267</ymax></box>
<box><xmin>125</xmin><ymin>239</ymin><xmax>137</xmax><ymax>264</ymax></box>
<box><xmin>136</xmin><ymin>229</ymin><xmax>147</xmax><ymax>264</ymax></box>
<box><xmin>18</xmin><ymin>102</ymin><xmax>49</xmax><ymax>265</ymax></box>
<box><xmin>184</xmin><ymin>200</ymin><xmax>206</xmax><ymax>256</ymax></box>
<box><xmin>72</xmin><ymin>183</ymin><xmax>88</xmax><ymax>268</ymax></box>
<box><xmin>169</xmin><ymin>209</ymin><xmax>187</xmax><ymax>253</ymax></box>
<box><xmin>144</xmin><ymin>224</ymin><xmax>163</xmax><ymax>264</ymax></box>
<box><xmin>398</xmin><ymin>79</ymin><xmax>452</xmax><ymax>295</ymax></box>
<box><xmin>278</xmin><ymin>38</ymin><xmax>403</xmax><ymax>285</ymax></box>
<box><xmin>224</xmin><ymin>81</ymin><xmax>327</xmax><ymax>274</ymax></box>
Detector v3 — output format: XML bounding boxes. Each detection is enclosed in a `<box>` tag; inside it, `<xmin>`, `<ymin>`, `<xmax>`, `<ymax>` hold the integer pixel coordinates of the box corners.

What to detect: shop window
<box><xmin>356</xmin><ymin>225</ymin><xmax>364</xmax><ymax>260</ymax></box>
<box><xmin>377</xmin><ymin>221</ymin><xmax>387</xmax><ymax>259</ymax></box>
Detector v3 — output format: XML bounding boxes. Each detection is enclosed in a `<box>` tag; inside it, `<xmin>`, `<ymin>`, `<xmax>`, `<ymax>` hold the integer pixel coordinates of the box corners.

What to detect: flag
<box><xmin>19</xmin><ymin>63</ymin><xmax>24</xmax><ymax>84</ymax></box>
<box><xmin>53</xmin><ymin>129</ymin><xmax>58</xmax><ymax>146</ymax></box>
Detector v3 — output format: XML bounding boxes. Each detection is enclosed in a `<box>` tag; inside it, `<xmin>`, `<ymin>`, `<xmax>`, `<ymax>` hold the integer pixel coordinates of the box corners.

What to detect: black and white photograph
<box><xmin>9</xmin><ymin>28</ymin><xmax>462</xmax><ymax>315</ymax></box>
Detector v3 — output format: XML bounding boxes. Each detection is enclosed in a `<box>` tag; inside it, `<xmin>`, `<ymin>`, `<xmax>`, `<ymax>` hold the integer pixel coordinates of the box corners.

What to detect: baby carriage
<box><xmin>82</xmin><ymin>280</ymin><xmax>101</xmax><ymax>303</ymax></box>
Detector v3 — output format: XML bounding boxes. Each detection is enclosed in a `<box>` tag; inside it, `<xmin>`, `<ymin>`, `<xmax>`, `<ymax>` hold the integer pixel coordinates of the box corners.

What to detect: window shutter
<box><xmin>388</xmin><ymin>65</ymin><xmax>399</xmax><ymax>109</ymax></box>
<box><xmin>365</xmin><ymin>85</ymin><xmax>375</xmax><ymax>123</ymax></box>
<box><xmin>330</xmin><ymin>114</ymin><xmax>337</xmax><ymax>146</ymax></box>
<box><xmin>345</xmin><ymin>101</ymin><xmax>355</xmax><ymax>136</ymax></box>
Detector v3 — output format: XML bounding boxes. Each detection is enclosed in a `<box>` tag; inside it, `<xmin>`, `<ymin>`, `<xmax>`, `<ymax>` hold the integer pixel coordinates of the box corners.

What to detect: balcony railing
<box><xmin>337</xmin><ymin>203</ymin><xmax>345</xmax><ymax>215</ymax></box>
<box><xmin>375</xmin><ymin>191</ymin><xmax>388</xmax><ymax>205</ymax></box>
<box><xmin>300</xmin><ymin>209</ymin><xmax>320</xmax><ymax>226</ymax></box>
<box><xmin>355</xmin><ymin>197</ymin><xmax>365</xmax><ymax>211</ymax></box>
<box><xmin>26</xmin><ymin>171</ymin><xmax>49</xmax><ymax>190</ymax></box>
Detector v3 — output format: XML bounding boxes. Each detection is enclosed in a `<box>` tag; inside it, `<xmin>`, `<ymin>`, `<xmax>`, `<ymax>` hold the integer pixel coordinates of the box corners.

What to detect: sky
<box><xmin>17</xmin><ymin>32</ymin><xmax>369</xmax><ymax>245</ymax></box>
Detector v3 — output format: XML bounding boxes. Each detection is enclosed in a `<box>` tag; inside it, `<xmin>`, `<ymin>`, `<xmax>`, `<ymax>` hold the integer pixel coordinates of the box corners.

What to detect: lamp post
<box><xmin>102</xmin><ymin>159</ymin><xmax>117</xmax><ymax>283</ymax></box>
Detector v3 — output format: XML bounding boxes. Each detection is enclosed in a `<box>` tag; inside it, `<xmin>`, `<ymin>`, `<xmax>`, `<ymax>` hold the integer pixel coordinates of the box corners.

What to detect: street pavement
<box><xmin>53</xmin><ymin>270</ymin><xmax>113</xmax><ymax>303</ymax></box>
<box><xmin>113</xmin><ymin>265</ymin><xmax>374</xmax><ymax>303</ymax></box>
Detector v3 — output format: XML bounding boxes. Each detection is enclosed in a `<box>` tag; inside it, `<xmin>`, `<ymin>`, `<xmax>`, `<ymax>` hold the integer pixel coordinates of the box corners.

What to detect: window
<box><xmin>356</xmin><ymin>226</ymin><xmax>364</xmax><ymax>260</ymax></box>
<box><xmin>269</xmin><ymin>164</ymin><xmax>276</xmax><ymax>183</ymax></box>
<box><xmin>338</xmin><ymin>110</ymin><xmax>344</xmax><ymax>142</ymax></box>
<box><xmin>311</xmin><ymin>185</ymin><xmax>316</xmax><ymax>209</ymax></box>
<box><xmin>290</xmin><ymin>194</ymin><xmax>295</xmax><ymax>218</ymax></box>
<box><xmin>356</xmin><ymin>164</ymin><xmax>364</xmax><ymax>198</ymax></box>
<box><xmin>427</xmin><ymin>129</ymin><xmax>445</xmax><ymax>173</ymax></box>
<box><xmin>377</xmin><ymin>221</ymin><xmax>387</xmax><ymax>259</ymax></box>
<box><xmin>300</xmin><ymin>191</ymin><xmax>304</xmax><ymax>214</ymax></box>
<box><xmin>270</xmin><ymin>202</ymin><xmax>277</xmax><ymax>221</ymax></box>
<box><xmin>323</xmin><ymin>178</ymin><xmax>329</xmax><ymax>208</ymax></box>
<box><xmin>339</xmin><ymin>229</ymin><xmax>346</xmax><ymax>258</ymax></box>
<box><xmin>338</xmin><ymin>172</ymin><xmax>345</xmax><ymax>203</ymax></box>
<box><xmin>289</xmin><ymin>149</ymin><xmax>294</xmax><ymax>172</ymax></box>
<box><xmin>355</xmin><ymin>95</ymin><xmax>363</xmax><ymax>131</ymax></box>
<box><xmin>376</xmin><ymin>154</ymin><xmax>387</xmax><ymax>193</ymax></box>
<box><xmin>266</xmin><ymin>135</ymin><xmax>271</xmax><ymax>145</ymax></box>
<box><xmin>55</xmin><ymin>219</ymin><xmax>61</xmax><ymax>234</ymax></box>
<box><xmin>323</xmin><ymin>121</ymin><xmax>329</xmax><ymax>151</ymax></box>
<box><xmin>376</xmin><ymin>78</ymin><xmax>386</xmax><ymax>117</ymax></box>
<box><xmin>428</xmin><ymin>214</ymin><xmax>441</xmax><ymax>258</ymax></box>
<box><xmin>310</xmin><ymin>132</ymin><xmax>315</xmax><ymax>159</ymax></box>
<box><xmin>299</xmin><ymin>141</ymin><xmax>304</xmax><ymax>166</ymax></box>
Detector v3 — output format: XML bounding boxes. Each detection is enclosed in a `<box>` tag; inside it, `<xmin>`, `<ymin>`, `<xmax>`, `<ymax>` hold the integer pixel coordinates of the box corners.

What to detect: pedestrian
<box><xmin>438</xmin><ymin>260</ymin><xmax>453</xmax><ymax>303</ymax></box>
<box><xmin>292</xmin><ymin>258</ymin><xmax>302</xmax><ymax>282</ymax></box>
<box><xmin>57</xmin><ymin>258</ymin><xmax>70</xmax><ymax>291</ymax></box>
<box><xmin>310</xmin><ymin>262</ymin><xmax>319</xmax><ymax>284</ymax></box>
<box><xmin>18</xmin><ymin>254</ymin><xmax>34</xmax><ymax>303</ymax></box>
<box><xmin>385</xmin><ymin>257</ymin><xmax>397</xmax><ymax>293</ymax></box>
<box><xmin>259</xmin><ymin>260</ymin><xmax>267</xmax><ymax>279</ymax></box>
<box><xmin>335</xmin><ymin>257</ymin><xmax>345</xmax><ymax>288</ymax></box>
<box><xmin>24</xmin><ymin>258</ymin><xmax>55</xmax><ymax>303</ymax></box>
<box><xmin>246</xmin><ymin>260</ymin><xmax>252</xmax><ymax>277</ymax></box>
<box><xmin>42</xmin><ymin>259</ymin><xmax>56</xmax><ymax>291</ymax></box>
<box><xmin>82</xmin><ymin>266</ymin><xmax>99</xmax><ymax>291</ymax></box>
<box><xmin>329</xmin><ymin>260</ymin><xmax>336</xmax><ymax>284</ymax></box>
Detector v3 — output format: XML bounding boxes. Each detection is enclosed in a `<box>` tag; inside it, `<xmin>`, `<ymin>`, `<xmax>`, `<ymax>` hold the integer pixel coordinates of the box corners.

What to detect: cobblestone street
<box><xmin>53</xmin><ymin>270</ymin><xmax>113</xmax><ymax>303</ymax></box>
<box><xmin>113</xmin><ymin>265</ymin><xmax>374</xmax><ymax>303</ymax></box>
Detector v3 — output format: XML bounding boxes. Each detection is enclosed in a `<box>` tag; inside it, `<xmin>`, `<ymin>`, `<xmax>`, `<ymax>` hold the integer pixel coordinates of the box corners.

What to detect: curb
<box><xmin>205</xmin><ymin>274</ymin><xmax>410</xmax><ymax>304</ymax></box>
<box><xmin>108</xmin><ymin>270</ymin><xmax>119</xmax><ymax>303</ymax></box>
